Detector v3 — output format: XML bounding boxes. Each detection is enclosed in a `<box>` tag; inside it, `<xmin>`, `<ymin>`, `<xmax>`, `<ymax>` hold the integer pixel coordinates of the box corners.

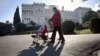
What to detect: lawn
<box><xmin>75</xmin><ymin>29</ymin><xmax>93</xmax><ymax>34</ymax></box>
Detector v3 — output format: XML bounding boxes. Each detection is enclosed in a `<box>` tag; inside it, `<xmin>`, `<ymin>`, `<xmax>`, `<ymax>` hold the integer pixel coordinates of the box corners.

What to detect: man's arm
<box><xmin>48</xmin><ymin>18</ymin><xmax>53</xmax><ymax>22</ymax></box>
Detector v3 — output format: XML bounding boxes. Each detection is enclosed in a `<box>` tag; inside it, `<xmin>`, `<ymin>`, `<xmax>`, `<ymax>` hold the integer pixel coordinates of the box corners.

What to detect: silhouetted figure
<box><xmin>49</xmin><ymin>7</ymin><xmax>65</xmax><ymax>43</ymax></box>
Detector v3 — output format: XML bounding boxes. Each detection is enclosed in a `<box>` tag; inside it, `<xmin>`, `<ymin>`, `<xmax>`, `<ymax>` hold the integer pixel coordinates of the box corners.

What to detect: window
<box><xmin>24</xmin><ymin>18</ymin><xmax>26</xmax><ymax>20</ymax></box>
<box><xmin>22</xmin><ymin>20</ymin><xmax>24</xmax><ymax>22</ymax></box>
<box><xmin>75</xmin><ymin>15</ymin><xmax>77</xmax><ymax>18</ymax></box>
<box><xmin>81</xmin><ymin>12</ymin><xmax>84</xmax><ymax>15</ymax></box>
<box><xmin>24</xmin><ymin>18</ymin><xmax>31</xmax><ymax>21</ymax></box>
<box><xmin>22</xmin><ymin>10</ymin><xmax>27</xmax><ymax>15</ymax></box>
<box><xmin>28</xmin><ymin>18</ymin><xmax>30</xmax><ymax>21</ymax></box>
<box><xmin>23</xmin><ymin>10</ymin><xmax>33</xmax><ymax>15</ymax></box>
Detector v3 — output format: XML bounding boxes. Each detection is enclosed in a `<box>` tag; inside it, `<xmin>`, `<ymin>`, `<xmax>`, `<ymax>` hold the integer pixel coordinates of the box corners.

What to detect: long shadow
<box><xmin>55</xmin><ymin>42</ymin><xmax>65</xmax><ymax>56</ymax></box>
<box><xmin>17</xmin><ymin>41</ymin><xmax>65</xmax><ymax>56</ymax></box>
<box><xmin>17</xmin><ymin>41</ymin><xmax>45</xmax><ymax>56</ymax></box>
<box><xmin>41</xmin><ymin>41</ymin><xmax>65</xmax><ymax>56</ymax></box>
<box><xmin>17</xmin><ymin>47</ymin><xmax>38</xmax><ymax>56</ymax></box>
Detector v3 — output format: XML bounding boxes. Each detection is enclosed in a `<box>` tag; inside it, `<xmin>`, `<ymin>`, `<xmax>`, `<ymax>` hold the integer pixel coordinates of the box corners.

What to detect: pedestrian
<box><xmin>49</xmin><ymin>7</ymin><xmax>65</xmax><ymax>43</ymax></box>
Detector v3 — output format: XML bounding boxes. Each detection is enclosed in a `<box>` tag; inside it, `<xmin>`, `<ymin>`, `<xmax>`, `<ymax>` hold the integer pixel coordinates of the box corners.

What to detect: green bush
<box><xmin>90</xmin><ymin>17</ymin><xmax>100</xmax><ymax>33</ymax></box>
<box><xmin>82</xmin><ymin>22</ymin><xmax>90</xmax><ymax>29</ymax></box>
<box><xmin>26</xmin><ymin>21</ymin><xmax>40</xmax><ymax>31</ymax></box>
<box><xmin>0</xmin><ymin>22</ymin><xmax>12</xmax><ymax>36</ymax></box>
<box><xmin>15</xmin><ymin>23</ymin><xmax>26</xmax><ymax>32</ymax></box>
<box><xmin>75</xmin><ymin>23</ymin><xmax>84</xmax><ymax>30</ymax></box>
<box><xmin>25</xmin><ymin>26</ymin><xmax>40</xmax><ymax>31</ymax></box>
<box><xmin>62</xmin><ymin>21</ymin><xmax>75</xmax><ymax>34</ymax></box>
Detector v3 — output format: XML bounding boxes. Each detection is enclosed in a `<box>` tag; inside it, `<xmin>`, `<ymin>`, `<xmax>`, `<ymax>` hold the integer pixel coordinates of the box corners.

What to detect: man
<box><xmin>49</xmin><ymin>7</ymin><xmax>65</xmax><ymax>43</ymax></box>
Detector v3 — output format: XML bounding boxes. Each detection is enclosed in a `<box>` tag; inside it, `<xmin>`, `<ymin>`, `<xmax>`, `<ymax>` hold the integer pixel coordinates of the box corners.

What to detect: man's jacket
<box><xmin>51</xmin><ymin>10</ymin><xmax>61</xmax><ymax>26</ymax></box>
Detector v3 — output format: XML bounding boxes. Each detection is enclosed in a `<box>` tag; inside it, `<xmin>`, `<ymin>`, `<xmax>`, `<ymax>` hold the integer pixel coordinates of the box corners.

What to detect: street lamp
<box><xmin>71</xmin><ymin>0</ymin><xmax>88</xmax><ymax>2</ymax></box>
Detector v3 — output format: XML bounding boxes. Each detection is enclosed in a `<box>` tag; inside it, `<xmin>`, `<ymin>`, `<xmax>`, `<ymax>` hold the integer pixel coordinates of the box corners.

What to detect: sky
<box><xmin>0</xmin><ymin>0</ymin><xmax>100</xmax><ymax>23</ymax></box>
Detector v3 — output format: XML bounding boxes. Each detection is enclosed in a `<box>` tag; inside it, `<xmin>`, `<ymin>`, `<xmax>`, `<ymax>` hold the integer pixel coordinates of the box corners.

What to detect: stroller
<box><xmin>31</xmin><ymin>24</ymin><xmax>48</xmax><ymax>44</ymax></box>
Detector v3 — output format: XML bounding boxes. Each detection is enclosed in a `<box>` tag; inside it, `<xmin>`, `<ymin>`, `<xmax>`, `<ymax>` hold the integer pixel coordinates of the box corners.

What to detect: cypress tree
<box><xmin>13</xmin><ymin>6</ymin><xmax>21</xmax><ymax>26</ymax></box>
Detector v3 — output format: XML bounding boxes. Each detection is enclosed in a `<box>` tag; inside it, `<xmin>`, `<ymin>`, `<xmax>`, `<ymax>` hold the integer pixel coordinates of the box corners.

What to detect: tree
<box><xmin>97</xmin><ymin>10</ymin><xmax>100</xmax><ymax>13</ymax></box>
<box><xmin>90</xmin><ymin>17</ymin><xmax>100</xmax><ymax>33</ymax></box>
<box><xmin>0</xmin><ymin>22</ymin><xmax>12</xmax><ymax>36</ymax></box>
<box><xmin>82</xmin><ymin>0</ymin><xmax>88</xmax><ymax>2</ymax></box>
<box><xmin>82</xmin><ymin>10</ymin><xmax>98</xmax><ymax>24</ymax></box>
<box><xmin>30</xmin><ymin>21</ymin><xmax>36</xmax><ymax>26</ymax></box>
<box><xmin>27</xmin><ymin>21</ymin><xmax>40</xmax><ymax>30</ymax></box>
<box><xmin>15</xmin><ymin>23</ymin><xmax>26</xmax><ymax>32</ymax></box>
<box><xmin>13</xmin><ymin>6</ymin><xmax>21</xmax><ymax>27</ymax></box>
<box><xmin>13</xmin><ymin>6</ymin><xmax>21</xmax><ymax>32</ymax></box>
<box><xmin>62</xmin><ymin>21</ymin><xmax>75</xmax><ymax>34</ymax></box>
<box><xmin>5</xmin><ymin>21</ymin><xmax>10</xmax><ymax>24</ymax></box>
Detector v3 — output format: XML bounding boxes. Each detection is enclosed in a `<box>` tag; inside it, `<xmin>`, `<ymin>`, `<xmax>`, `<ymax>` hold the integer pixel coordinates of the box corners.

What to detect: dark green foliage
<box><xmin>34</xmin><ymin>25</ymin><xmax>41</xmax><ymax>30</ymax></box>
<box><xmin>25</xmin><ymin>27</ymin><xmax>34</xmax><ymax>31</ymax></box>
<box><xmin>26</xmin><ymin>21</ymin><xmax>40</xmax><ymax>31</ymax></box>
<box><xmin>75</xmin><ymin>22</ymin><xmax>83</xmax><ymax>30</ymax></box>
<box><xmin>13</xmin><ymin>7</ymin><xmax>21</xmax><ymax>29</ymax></box>
<box><xmin>62</xmin><ymin>21</ymin><xmax>75</xmax><ymax>34</ymax></box>
<box><xmin>25</xmin><ymin>26</ymin><xmax>40</xmax><ymax>31</ymax></box>
<box><xmin>82</xmin><ymin>10</ymin><xmax>98</xmax><ymax>24</ymax></box>
<box><xmin>97</xmin><ymin>10</ymin><xmax>100</xmax><ymax>13</ymax></box>
<box><xmin>0</xmin><ymin>22</ymin><xmax>12</xmax><ymax>36</ymax></box>
<box><xmin>15</xmin><ymin>23</ymin><xmax>26</xmax><ymax>32</ymax></box>
<box><xmin>30</xmin><ymin>21</ymin><xmax>36</xmax><ymax>26</ymax></box>
<box><xmin>82</xmin><ymin>21</ymin><xmax>90</xmax><ymax>29</ymax></box>
<box><xmin>90</xmin><ymin>17</ymin><xmax>100</xmax><ymax>33</ymax></box>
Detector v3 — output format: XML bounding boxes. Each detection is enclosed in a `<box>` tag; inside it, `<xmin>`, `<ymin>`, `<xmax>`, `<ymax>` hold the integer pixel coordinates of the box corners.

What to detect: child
<box><xmin>31</xmin><ymin>24</ymin><xmax>48</xmax><ymax>44</ymax></box>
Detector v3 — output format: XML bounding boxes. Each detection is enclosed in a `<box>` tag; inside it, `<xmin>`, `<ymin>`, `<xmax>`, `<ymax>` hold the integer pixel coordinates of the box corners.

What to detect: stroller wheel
<box><xmin>43</xmin><ymin>40</ymin><xmax>47</xmax><ymax>44</ymax></box>
<box><xmin>31</xmin><ymin>35</ymin><xmax>35</xmax><ymax>38</ymax></box>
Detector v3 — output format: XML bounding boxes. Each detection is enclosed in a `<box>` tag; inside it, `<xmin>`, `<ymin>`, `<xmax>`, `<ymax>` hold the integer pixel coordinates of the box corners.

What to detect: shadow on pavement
<box><xmin>17</xmin><ymin>41</ymin><xmax>65</xmax><ymax>56</ymax></box>
<box><xmin>17</xmin><ymin>47</ymin><xmax>38</xmax><ymax>56</ymax></box>
<box><xmin>41</xmin><ymin>41</ymin><xmax>65</xmax><ymax>56</ymax></box>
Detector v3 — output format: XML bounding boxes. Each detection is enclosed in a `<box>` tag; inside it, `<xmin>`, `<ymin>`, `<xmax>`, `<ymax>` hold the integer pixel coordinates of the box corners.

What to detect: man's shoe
<box><xmin>61</xmin><ymin>40</ymin><xmax>65</xmax><ymax>43</ymax></box>
<box><xmin>49</xmin><ymin>41</ymin><xmax>55</xmax><ymax>43</ymax></box>
<box><xmin>49</xmin><ymin>38</ymin><xmax>52</xmax><ymax>39</ymax></box>
<box><xmin>43</xmin><ymin>40</ymin><xmax>46</xmax><ymax>44</ymax></box>
<box><xmin>31</xmin><ymin>35</ymin><xmax>35</xmax><ymax>38</ymax></box>
<box><xmin>58</xmin><ymin>38</ymin><xmax>62</xmax><ymax>40</ymax></box>
<box><xmin>49</xmin><ymin>38</ymin><xmax>51</xmax><ymax>39</ymax></box>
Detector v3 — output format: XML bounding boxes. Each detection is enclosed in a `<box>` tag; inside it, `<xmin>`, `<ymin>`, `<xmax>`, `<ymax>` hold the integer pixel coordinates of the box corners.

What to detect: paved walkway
<box><xmin>0</xmin><ymin>33</ymin><xmax>100</xmax><ymax>56</ymax></box>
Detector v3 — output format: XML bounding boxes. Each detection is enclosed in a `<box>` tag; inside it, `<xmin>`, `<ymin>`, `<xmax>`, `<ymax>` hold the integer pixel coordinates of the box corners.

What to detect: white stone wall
<box><xmin>22</xmin><ymin>3</ymin><xmax>91</xmax><ymax>27</ymax></box>
<box><xmin>22</xmin><ymin>3</ymin><xmax>45</xmax><ymax>25</ymax></box>
<box><xmin>60</xmin><ymin>11</ymin><xmax>78</xmax><ymax>23</ymax></box>
<box><xmin>74</xmin><ymin>7</ymin><xmax>91</xmax><ymax>24</ymax></box>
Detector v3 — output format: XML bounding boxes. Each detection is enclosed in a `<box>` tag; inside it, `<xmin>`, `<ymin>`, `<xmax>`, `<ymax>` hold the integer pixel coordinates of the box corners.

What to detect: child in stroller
<box><xmin>31</xmin><ymin>24</ymin><xmax>48</xmax><ymax>44</ymax></box>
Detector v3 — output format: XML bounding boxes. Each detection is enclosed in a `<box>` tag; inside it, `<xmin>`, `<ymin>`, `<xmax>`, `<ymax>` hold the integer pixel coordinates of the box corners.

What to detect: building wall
<box><xmin>22</xmin><ymin>3</ymin><xmax>91</xmax><ymax>27</ymax></box>
<box><xmin>60</xmin><ymin>11</ymin><xmax>78</xmax><ymax>23</ymax></box>
<box><xmin>22</xmin><ymin>3</ymin><xmax>45</xmax><ymax>25</ymax></box>
<box><xmin>74</xmin><ymin>7</ymin><xmax>91</xmax><ymax>24</ymax></box>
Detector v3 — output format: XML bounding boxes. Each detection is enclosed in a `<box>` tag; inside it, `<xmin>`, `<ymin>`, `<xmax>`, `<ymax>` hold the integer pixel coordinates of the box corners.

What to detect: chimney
<box><xmin>62</xmin><ymin>6</ymin><xmax>64</xmax><ymax>11</ymax></box>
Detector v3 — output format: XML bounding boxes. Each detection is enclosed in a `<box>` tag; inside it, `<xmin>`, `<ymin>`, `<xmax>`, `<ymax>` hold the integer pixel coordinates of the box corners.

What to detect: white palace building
<box><xmin>22</xmin><ymin>3</ymin><xmax>91</xmax><ymax>26</ymax></box>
